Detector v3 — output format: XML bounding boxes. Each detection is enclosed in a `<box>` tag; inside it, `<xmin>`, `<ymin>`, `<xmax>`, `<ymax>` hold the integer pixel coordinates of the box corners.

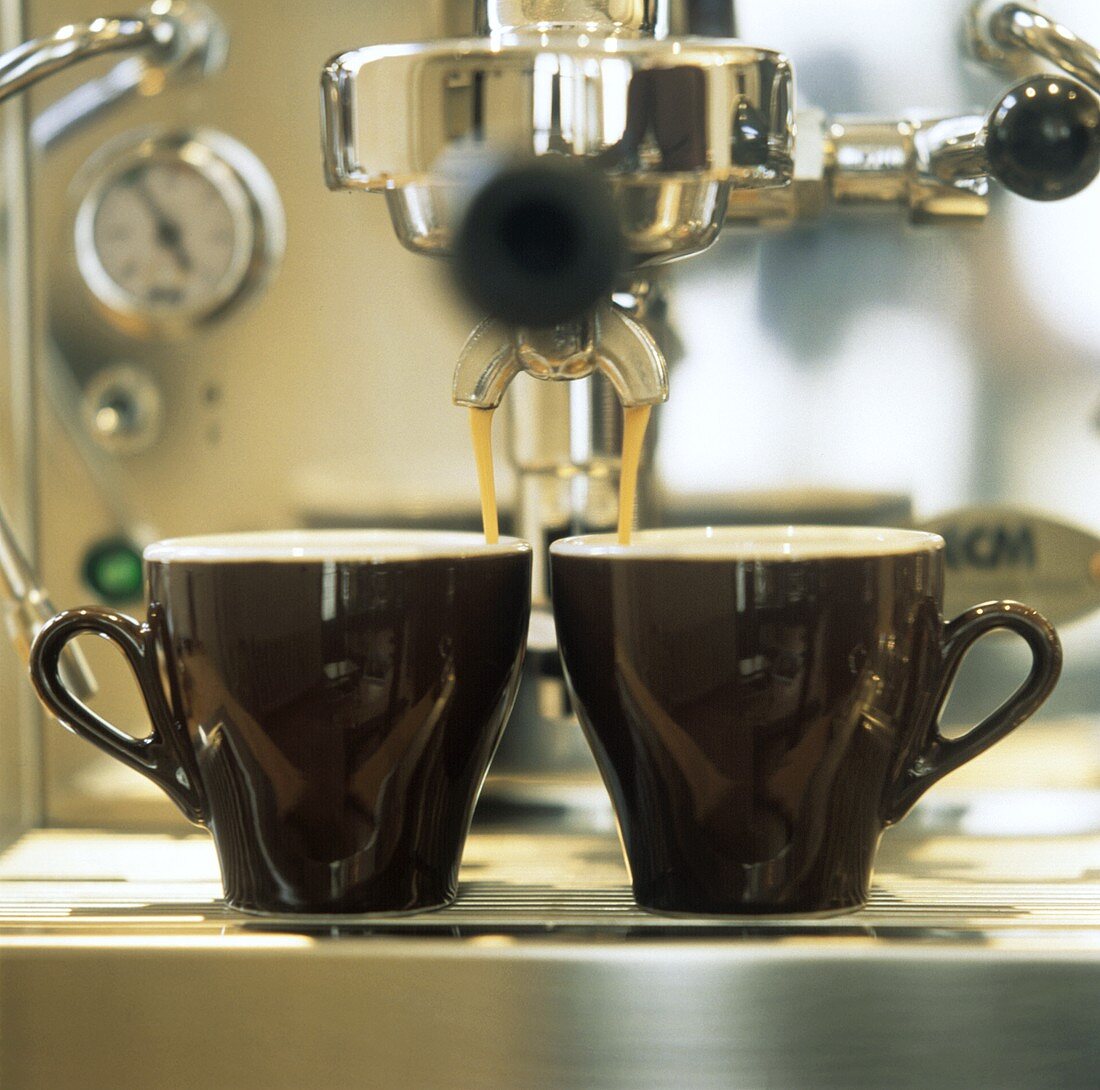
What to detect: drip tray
<box><xmin>2</xmin><ymin>800</ymin><xmax>1100</xmax><ymax>936</ymax></box>
<box><xmin>3</xmin><ymin>804</ymin><xmax>1100</xmax><ymax>1090</ymax></box>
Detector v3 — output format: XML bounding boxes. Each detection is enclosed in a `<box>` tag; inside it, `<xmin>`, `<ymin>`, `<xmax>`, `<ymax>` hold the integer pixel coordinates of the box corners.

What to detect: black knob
<box><xmin>453</xmin><ymin>159</ymin><xmax>625</xmax><ymax>328</ymax></box>
<box><xmin>986</xmin><ymin>76</ymin><xmax>1100</xmax><ymax>201</ymax></box>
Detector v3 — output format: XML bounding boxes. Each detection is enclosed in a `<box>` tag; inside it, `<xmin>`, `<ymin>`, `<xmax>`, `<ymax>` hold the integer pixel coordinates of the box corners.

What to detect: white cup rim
<box><xmin>550</xmin><ymin>525</ymin><xmax>944</xmax><ymax>560</ymax></box>
<box><xmin>144</xmin><ymin>530</ymin><xmax>530</xmax><ymax>563</ymax></box>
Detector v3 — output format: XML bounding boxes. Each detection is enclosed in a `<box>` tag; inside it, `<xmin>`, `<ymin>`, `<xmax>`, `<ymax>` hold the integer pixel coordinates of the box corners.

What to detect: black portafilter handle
<box><xmin>452</xmin><ymin>158</ymin><xmax>626</xmax><ymax>329</ymax></box>
<box><xmin>986</xmin><ymin>76</ymin><xmax>1100</xmax><ymax>201</ymax></box>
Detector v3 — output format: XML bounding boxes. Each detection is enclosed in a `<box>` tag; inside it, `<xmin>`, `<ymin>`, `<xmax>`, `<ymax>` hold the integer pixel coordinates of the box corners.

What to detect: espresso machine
<box><xmin>317</xmin><ymin>0</ymin><xmax>1100</xmax><ymax>803</ymax></box>
<box><xmin>2</xmin><ymin>1</ymin><xmax>1100</xmax><ymax>1086</ymax></box>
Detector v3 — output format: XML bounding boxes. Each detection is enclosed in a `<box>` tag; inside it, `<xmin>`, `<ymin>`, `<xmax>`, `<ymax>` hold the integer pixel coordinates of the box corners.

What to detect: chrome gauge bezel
<box><xmin>73</xmin><ymin>128</ymin><xmax>285</xmax><ymax>336</ymax></box>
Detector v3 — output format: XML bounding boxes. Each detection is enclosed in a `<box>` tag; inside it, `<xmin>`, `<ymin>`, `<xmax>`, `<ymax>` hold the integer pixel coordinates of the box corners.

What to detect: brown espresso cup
<box><xmin>550</xmin><ymin>527</ymin><xmax>1062</xmax><ymax>916</ymax></box>
<box><xmin>31</xmin><ymin>531</ymin><xmax>531</xmax><ymax>915</ymax></box>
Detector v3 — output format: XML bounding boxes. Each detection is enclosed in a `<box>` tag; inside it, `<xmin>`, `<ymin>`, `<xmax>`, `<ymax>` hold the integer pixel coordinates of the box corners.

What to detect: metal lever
<box><xmin>0</xmin><ymin>1</ymin><xmax>227</xmax><ymax>151</ymax></box>
<box><xmin>924</xmin><ymin>75</ymin><xmax>1100</xmax><ymax>200</ymax></box>
<box><xmin>758</xmin><ymin>75</ymin><xmax>1100</xmax><ymax>225</ymax></box>
<box><xmin>964</xmin><ymin>5</ymin><xmax>1100</xmax><ymax>199</ymax></box>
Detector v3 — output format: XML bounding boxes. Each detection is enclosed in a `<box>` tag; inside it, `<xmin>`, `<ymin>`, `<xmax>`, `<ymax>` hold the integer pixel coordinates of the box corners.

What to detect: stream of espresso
<box><xmin>470</xmin><ymin>401</ymin><xmax>651</xmax><ymax>547</ymax></box>
<box><xmin>617</xmin><ymin>404</ymin><xmax>651</xmax><ymax>545</ymax></box>
<box><xmin>470</xmin><ymin>407</ymin><xmax>500</xmax><ymax>545</ymax></box>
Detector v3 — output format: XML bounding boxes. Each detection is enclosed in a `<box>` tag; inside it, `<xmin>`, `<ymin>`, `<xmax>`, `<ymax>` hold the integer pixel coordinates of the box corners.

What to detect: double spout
<box><xmin>450</xmin><ymin>158</ymin><xmax>669</xmax><ymax>412</ymax></box>
<box><xmin>453</xmin><ymin>302</ymin><xmax>669</xmax><ymax>411</ymax></box>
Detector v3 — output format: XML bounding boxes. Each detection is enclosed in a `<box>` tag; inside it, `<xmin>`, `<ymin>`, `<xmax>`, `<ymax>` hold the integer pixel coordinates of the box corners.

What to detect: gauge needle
<box><xmin>132</xmin><ymin>176</ymin><xmax>192</xmax><ymax>274</ymax></box>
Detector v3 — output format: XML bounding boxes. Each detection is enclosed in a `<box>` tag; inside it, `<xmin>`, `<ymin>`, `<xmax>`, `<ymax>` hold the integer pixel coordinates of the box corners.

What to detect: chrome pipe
<box><xmin>972</xmin><ymin>2</ymin><xmax>1100</xmax><ymax>95</ymax></box>
<box><xmin>0</xmin><ymin>12</ymin><xmax>161</xmax><ymax>104</ymax></box>
<box><xmin>993</xmin><ymin>4</ymin><xmax>1100</xmax><ymax>93</ymax></box>
<box><xmin>0</xmin><ymin>1</ymin><xmax>227</xmax><ymax>151</ymax></box>
<box><xmin>0</xmin><ymin>504</ymin><xmax>96</xmax><ymax>703</ymax></box>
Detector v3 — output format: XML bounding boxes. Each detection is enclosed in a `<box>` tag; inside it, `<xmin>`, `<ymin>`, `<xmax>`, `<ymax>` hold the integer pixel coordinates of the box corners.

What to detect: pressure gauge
<box><xmin>74</xmin><ymin>130</ymin><xmax>284</xmax><ymax>335</ymax></box>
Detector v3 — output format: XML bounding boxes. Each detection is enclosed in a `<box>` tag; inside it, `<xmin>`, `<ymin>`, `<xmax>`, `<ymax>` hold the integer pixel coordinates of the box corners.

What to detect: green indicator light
<box><xmin>82</xmin><ymin>539</ymin><xmax>144</xmax><ymax>604</ymax></box>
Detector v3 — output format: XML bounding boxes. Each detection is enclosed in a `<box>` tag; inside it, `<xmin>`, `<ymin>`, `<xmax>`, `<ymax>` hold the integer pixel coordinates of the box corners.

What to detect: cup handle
<box><xmin>885</xmin><ymin>601</ymin><xmax>1062</xmax><ymax>824</ymax></box>
<box><xmin>29</xmin><ymin>606</ymin><xmax>207</xmax><ymax>824</ymax></box>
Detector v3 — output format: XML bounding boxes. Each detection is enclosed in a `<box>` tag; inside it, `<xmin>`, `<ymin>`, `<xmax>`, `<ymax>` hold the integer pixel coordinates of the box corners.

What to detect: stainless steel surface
<box><xmin>477</xmin><ymin>0</ymin><xmax>669</xmax><ymax>36</ymax></box>
<box><xmin>3</xmin><ymin>768</ymin><xmax>1100</xmax><ymax>1088</ymax></box>
<box><xmin>972</xmin><ymin>1</ymin><xmax>1100</xmax><ymax>94</ymax></box>
<box><xmin>321</xmin><ymin>36</ymin><xmax>794</xmax><ymax>261</ymax></box>
<box><xmin>4</xmin><ymin>941</ymin><xmax>1099</xmax><ymax>1090</ymax></box>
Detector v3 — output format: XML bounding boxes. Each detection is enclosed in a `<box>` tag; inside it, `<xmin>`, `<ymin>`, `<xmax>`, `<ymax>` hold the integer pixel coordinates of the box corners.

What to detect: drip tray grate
<box><xmin>2</xmin><ymin>827</ymin><xmax>1100</xmax><ymax>939</ymax></box>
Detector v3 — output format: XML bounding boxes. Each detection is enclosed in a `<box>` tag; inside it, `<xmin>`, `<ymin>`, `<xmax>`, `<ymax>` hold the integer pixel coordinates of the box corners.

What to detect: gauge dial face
<box><xmin>90</xmin><ymin>159</ymin><xmax>245</xmax><ymax>314</ymax></box>
<box><xmin>74</xmin><ymin>132</ymin><xmax>283</xmax><ymax>332</ymax></box>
